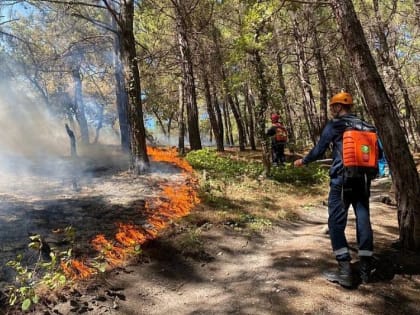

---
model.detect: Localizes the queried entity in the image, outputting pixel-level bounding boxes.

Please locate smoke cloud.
[0,80,68,175]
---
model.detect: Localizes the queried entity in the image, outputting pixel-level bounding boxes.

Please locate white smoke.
[0,80,69,175]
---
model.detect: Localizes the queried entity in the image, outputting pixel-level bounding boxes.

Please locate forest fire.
[147,146,193,173]
[60,260,96,280]
[61,146,200,280]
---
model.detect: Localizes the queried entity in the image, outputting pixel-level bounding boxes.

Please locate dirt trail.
[50,177,420,315]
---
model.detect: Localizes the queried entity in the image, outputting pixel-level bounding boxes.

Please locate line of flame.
[147,146,193,172]
[60,259,96,280]
[60,146,200,280]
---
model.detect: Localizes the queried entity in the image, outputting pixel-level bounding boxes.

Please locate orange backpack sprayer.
[341,117,379,179]
[274,122,288,142]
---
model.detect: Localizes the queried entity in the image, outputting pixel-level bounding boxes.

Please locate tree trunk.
[292,13,320,145]
[174,0,202,150]
[212,88,225,151]
[178,81,185,155]
[235,93,249,145]
[198,51,224,152]
[222,100,233,146]
[415,0,420,27]
[252,48,271,175]
[71,65,89,145]
[93,104,104,144]
[212,26,245,150]
[112,28,131,152]
[65,123,77,157]
[331,0,420,251]
[117,0,149,173]
[228,92,246,151]
[371,0,419,150]
[311,23,328,127]
[276,54,295,151]
[245,85,256,150]
[152,108,167,137]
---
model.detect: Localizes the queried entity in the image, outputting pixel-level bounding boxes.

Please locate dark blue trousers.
[271,142,285,165]
[328,176,373,261]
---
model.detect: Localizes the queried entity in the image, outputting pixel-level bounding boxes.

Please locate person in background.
[294,92,375,287]
[266,113,287,166]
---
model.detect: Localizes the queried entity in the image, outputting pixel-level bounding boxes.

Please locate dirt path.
[50,177,420,315]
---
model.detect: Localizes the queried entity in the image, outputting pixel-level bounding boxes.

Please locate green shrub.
[186,148,327,185]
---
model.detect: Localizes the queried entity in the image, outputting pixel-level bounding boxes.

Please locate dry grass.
[184,174,328,231]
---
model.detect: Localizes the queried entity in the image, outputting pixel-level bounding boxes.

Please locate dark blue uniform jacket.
[302,114,354,179]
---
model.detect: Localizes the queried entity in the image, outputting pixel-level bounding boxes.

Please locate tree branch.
[31,0,106,9]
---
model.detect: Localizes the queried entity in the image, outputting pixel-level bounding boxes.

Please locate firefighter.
[266,113,287,166]
[294,92,374,287]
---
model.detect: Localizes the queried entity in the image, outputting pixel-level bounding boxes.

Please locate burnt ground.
[0,153,184,287]
[1,155,420,315]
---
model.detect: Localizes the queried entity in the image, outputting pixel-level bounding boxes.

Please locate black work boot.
[360,256,373,284]
[323,261,353,288]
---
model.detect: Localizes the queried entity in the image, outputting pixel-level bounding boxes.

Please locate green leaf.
[9,294,17,306]
[59,275,67,284]
[29,235,41,241]
[32,295,40,304]
[22,298,32,311]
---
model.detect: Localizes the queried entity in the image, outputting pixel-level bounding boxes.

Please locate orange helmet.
[271,113,280,123]
[329,92,353,106]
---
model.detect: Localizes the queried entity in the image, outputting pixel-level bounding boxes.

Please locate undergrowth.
[186,148,328,185]
[184,148,328,234]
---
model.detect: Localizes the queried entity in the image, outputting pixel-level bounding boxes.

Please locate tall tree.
[291,8,320,145]
[104,0,149,172]
[331,0,420,250]
[111,14,130,152]
[172,0,202,150]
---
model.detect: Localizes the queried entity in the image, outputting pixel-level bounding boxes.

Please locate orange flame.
[115,223,148,246]
[147,146,193,172]
[60,259,96,280]
[61,146,200,280]
[91,234,128,267]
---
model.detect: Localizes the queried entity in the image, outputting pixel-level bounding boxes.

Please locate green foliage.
[186,148,261,179]
[269,163,328,185]
[5,234,73,312]
[186,148,328,185]
[5,226,101,312]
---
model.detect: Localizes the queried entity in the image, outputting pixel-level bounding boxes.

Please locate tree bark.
[71,65,89,145]
[276,54,295,150]
[331,0,420,251]
[198,51,224,152]
[415,0,420,27]
[370,0,419,150]
[212,87,225,151]
[212,26,245,150]
[173,0,202,150]
[93,104,104,144]
[292,12,320,145]
[311,22,328,127]
[245,85,256,150]
[222,100,233,146]
[112,25,131,152]
[178,81,185,155]
[252,48,271,175]
[115,0,149,172]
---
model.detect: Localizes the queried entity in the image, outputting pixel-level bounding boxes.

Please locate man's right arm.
[303,123,334,164]
[294,122,334,167]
